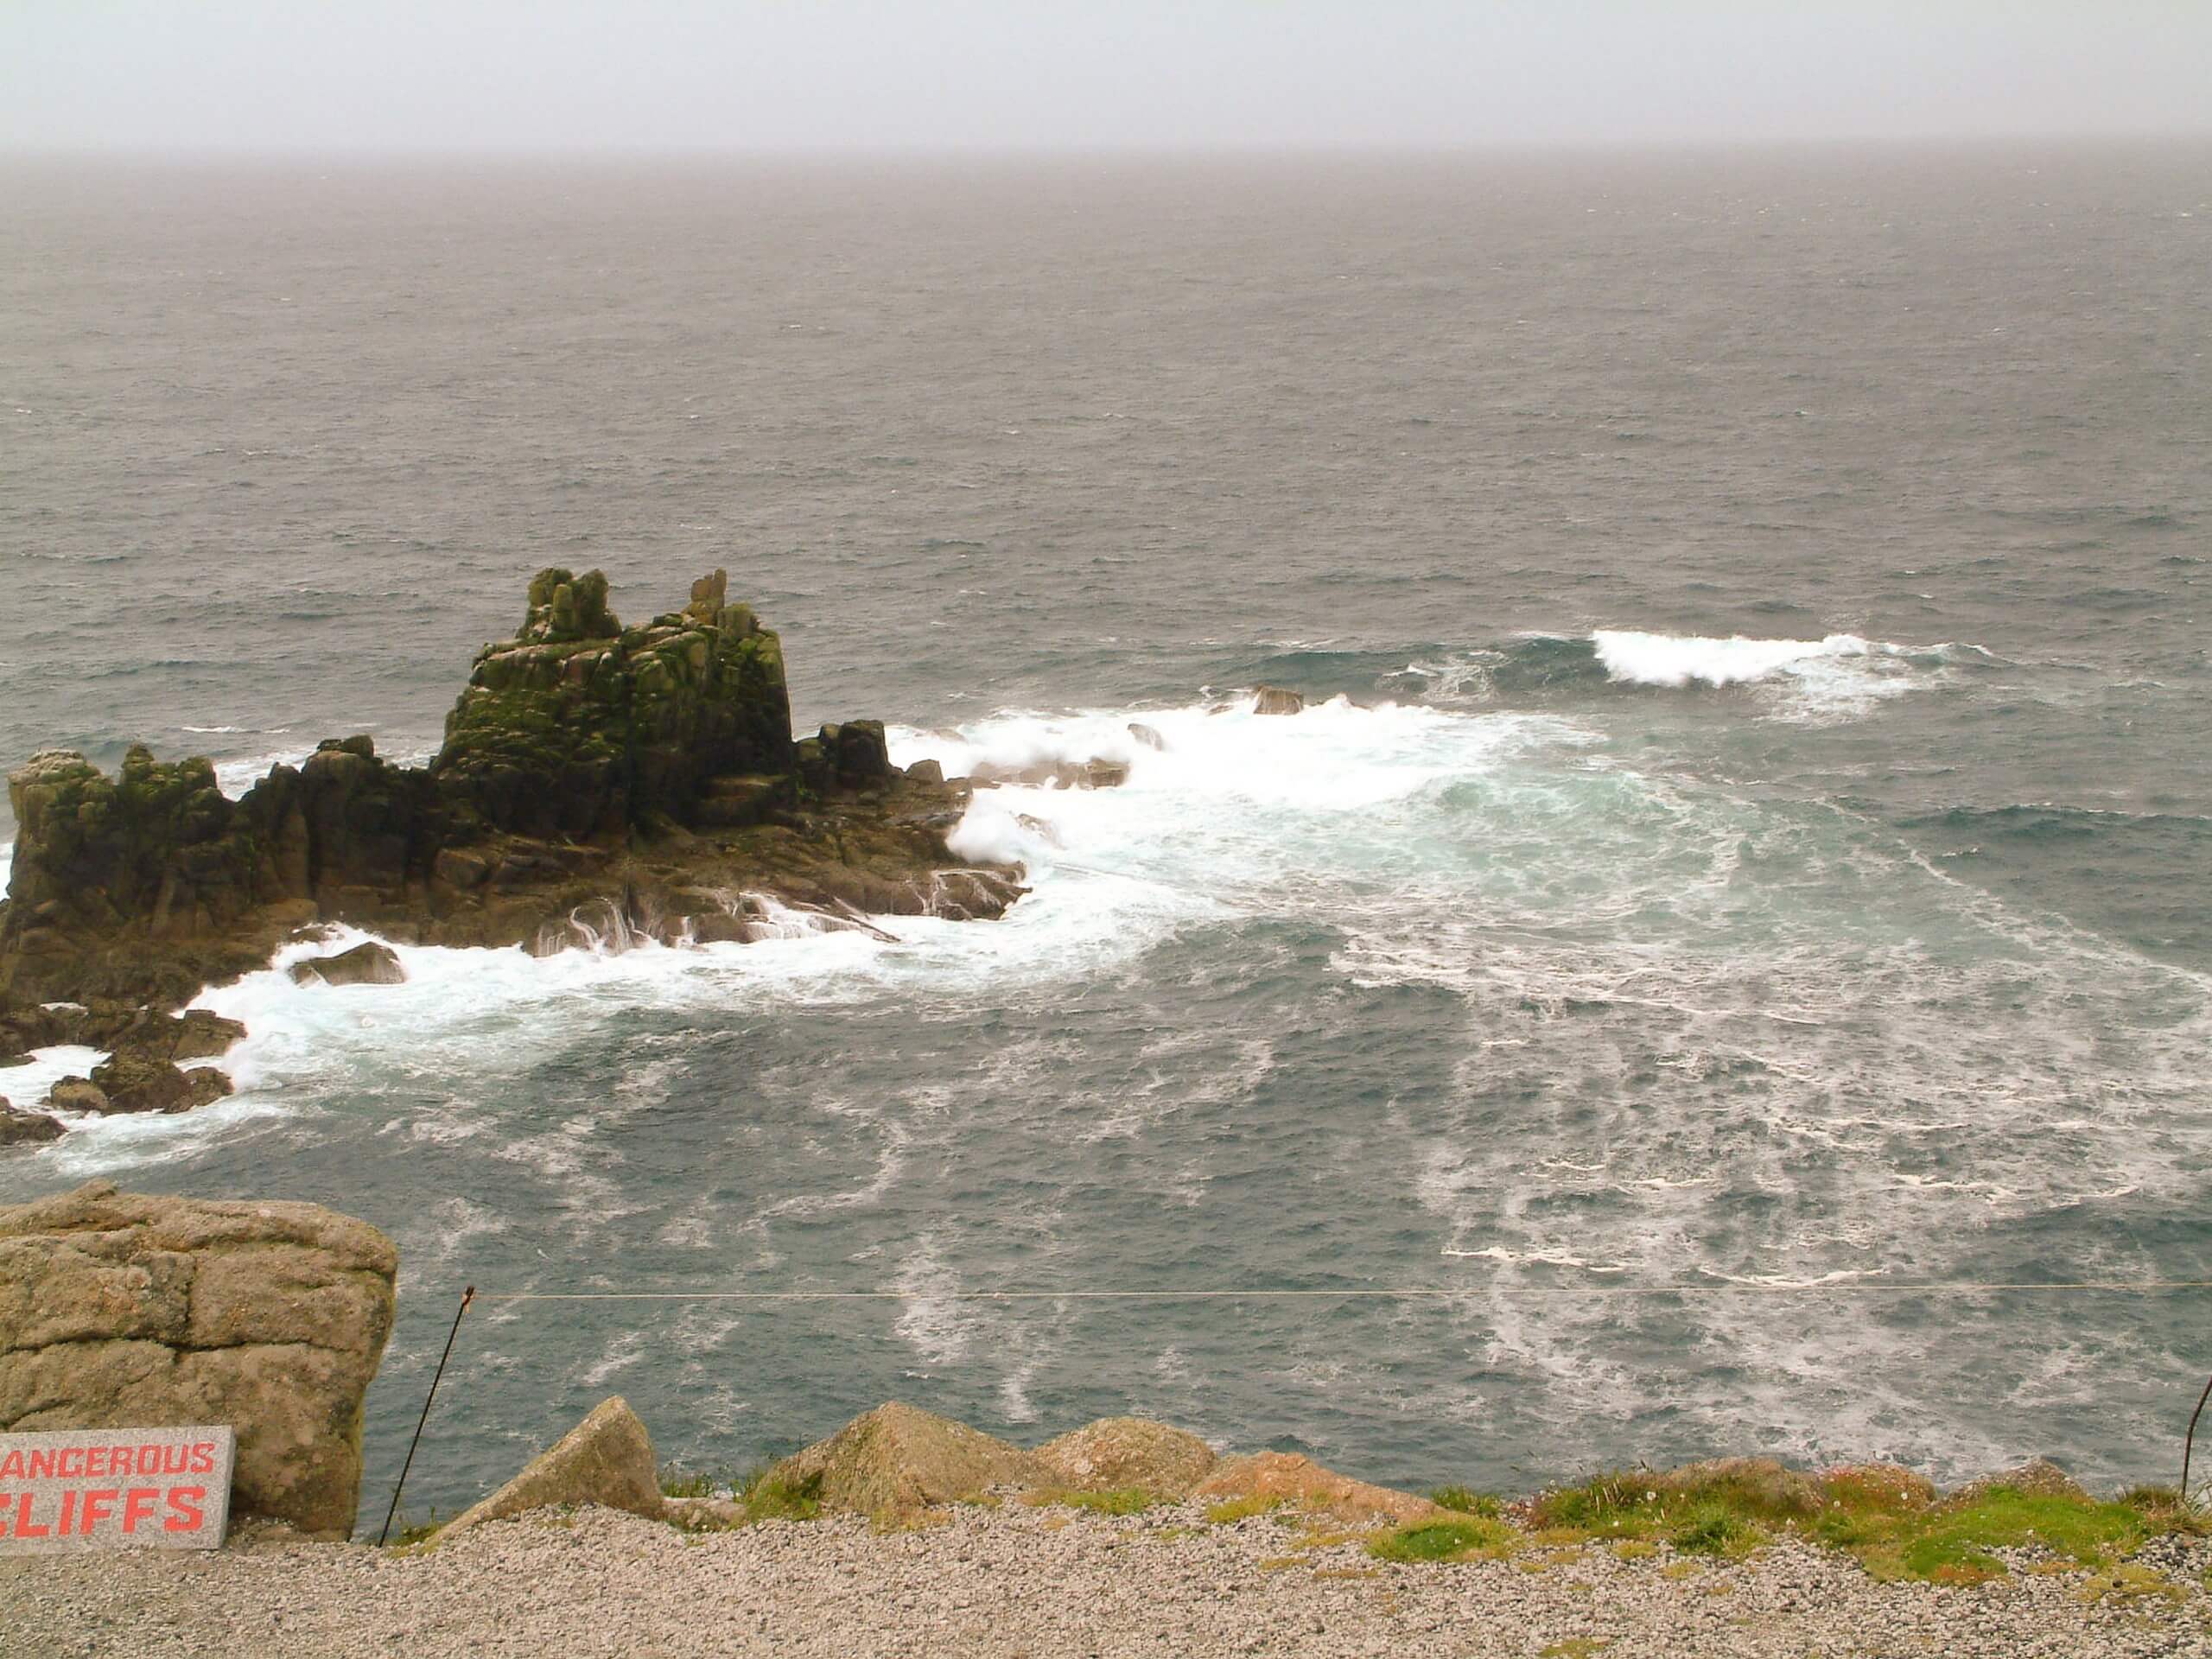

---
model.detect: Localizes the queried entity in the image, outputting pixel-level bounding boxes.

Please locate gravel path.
[6,1501,2209,1658]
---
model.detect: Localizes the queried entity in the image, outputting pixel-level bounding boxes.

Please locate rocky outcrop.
[0,1180,397,1538]
[0,1105,62,1147]
[770,1402,1048,1520]
[80,1052,232,1114]
[1034,1417,1217,1497]
[435,1396,664,1542]
[1251,685,1304,715]
[289,941,405,988]
[1192,1451,1440,1524]
[0,569,1024,1016]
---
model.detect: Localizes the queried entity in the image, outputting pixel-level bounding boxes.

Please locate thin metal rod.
[377,1286,474,1547]
[2183,1367,2212,1506]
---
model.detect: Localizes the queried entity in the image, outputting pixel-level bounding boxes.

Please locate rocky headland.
[0,569,1028,1126]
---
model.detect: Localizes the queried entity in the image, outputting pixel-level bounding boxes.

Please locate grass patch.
[1878,1490,2149,1584]
[1205,1496,1289,1525]
[1022,1487,1166,1516]
[1366,1516,1517,1564]
[659,1463,747,1501]
[1669,1503,1765,1559]
[385,1508,445,1548]
[729,1467,822,1525]
[1429,1485,1503,1517]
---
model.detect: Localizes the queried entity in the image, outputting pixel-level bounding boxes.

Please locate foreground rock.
[0,1180,397,1537]
[1035,1416,1217,1497]
[0,569,1024,1017]
[436,1396,664,1542]
[1191,1450,1440,1524]
[770,1402,1048,1519]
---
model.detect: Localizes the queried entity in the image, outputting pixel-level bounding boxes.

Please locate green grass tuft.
[1028,1487,1167,1516]
[1366,1516,1516,1563]
[1668,1503,1764,1557]
[1429,1485,1503,1517]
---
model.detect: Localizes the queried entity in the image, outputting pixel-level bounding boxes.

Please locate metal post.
[2183,1367,2212,1509]
[378,1286,474,1545]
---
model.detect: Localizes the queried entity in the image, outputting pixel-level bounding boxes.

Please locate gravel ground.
[6,1501,2211,1659]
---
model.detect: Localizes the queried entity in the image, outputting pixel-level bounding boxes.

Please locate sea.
[2,147,2209,1528]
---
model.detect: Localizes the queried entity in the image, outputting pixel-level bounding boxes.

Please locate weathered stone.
[435,1397,664,1541]
[1127,722,1166,750]
[1252,684,1304,715]
[0,1180,397,1537]
[168,1010,248,1062]
[45,1077,109,1114]
[88,1052,196,1114]
[289,941,405,988]
[771,1402,1048,1519]
[904,759,944,785]
[1192,1452,1440,1525]
[1949,1458,2092,1506]
[0,1106,63,1147]
[1033,1417,1217,1497]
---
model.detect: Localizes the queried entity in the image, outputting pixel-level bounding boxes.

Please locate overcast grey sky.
[4,1,2208,154]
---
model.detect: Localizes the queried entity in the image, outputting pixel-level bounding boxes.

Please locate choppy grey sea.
[3,148,2209,1528]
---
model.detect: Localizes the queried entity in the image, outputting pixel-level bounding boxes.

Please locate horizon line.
[6,129,2211,165]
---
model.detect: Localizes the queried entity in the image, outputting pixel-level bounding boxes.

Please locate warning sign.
[0,1426,234,1553]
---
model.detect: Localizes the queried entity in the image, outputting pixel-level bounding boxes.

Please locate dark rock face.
[289,941,406,988]
[0,570,1024,1013]
[86,1053,232,1115]
[0,1105,65,1145]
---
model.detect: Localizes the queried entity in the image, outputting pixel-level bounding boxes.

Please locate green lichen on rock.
[435,566,800,837]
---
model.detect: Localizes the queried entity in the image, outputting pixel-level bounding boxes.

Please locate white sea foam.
[1591,628,1948,718]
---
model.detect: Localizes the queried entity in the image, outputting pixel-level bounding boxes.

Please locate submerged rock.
[1034,1417,1217,1497]
[289,940,406,988]
[1251,684,1304,715]
[0,1105,63,1147]
[435,1396,664,1541]
[1192,1451,1440,1525]
[968,756,1130,791]
[771,1402,1048,1519]
[0,1179,397,1537]
[1127,721,1166,750]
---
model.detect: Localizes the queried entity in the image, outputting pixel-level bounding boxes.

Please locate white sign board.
[0,1426,234,1553]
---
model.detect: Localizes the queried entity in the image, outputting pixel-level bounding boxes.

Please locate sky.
[3,1,2209,154]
